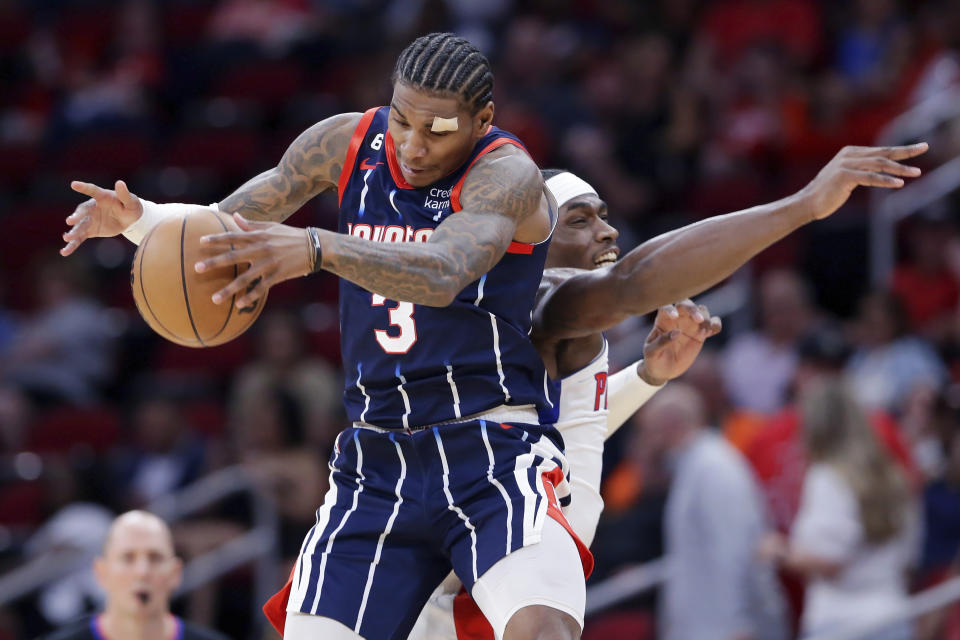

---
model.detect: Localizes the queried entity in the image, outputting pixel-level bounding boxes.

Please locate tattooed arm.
[219,113,358,221]
[314,146,546,306]
[62,113,360,254]
[196,145,548,308]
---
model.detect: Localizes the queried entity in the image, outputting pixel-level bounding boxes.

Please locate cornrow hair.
[393,33,494,113]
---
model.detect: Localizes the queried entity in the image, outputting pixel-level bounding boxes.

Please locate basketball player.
[40,511,228,640]
[410,168,724,640]
[62,31,926,640]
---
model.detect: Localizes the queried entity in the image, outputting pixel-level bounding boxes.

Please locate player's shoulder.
[35,618,95,640]
[180,618,232,640]
[477,141,537,173]
[306,111,365,139]
[463,141,539,188]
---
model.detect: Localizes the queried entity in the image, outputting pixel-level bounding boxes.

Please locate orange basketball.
[130,208,266,347]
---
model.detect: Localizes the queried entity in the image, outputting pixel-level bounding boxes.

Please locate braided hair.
[393,33,494,113]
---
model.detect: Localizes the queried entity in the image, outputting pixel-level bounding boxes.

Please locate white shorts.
[409,516,586,640]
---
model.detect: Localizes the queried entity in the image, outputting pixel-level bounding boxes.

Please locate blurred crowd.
[3,0,960,638]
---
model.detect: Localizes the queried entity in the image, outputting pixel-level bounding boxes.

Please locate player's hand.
[62,180,143,256]
[195,213,313,308]
[639,300,721,385]
[800,143,928,221]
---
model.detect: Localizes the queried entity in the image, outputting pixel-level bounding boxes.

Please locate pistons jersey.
[336,106,556,430]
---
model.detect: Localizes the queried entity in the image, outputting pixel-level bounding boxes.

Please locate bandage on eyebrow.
[545,172,598,208]
[431,116,459,132]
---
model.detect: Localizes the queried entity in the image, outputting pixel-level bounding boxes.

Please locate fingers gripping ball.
[130,209,266,347]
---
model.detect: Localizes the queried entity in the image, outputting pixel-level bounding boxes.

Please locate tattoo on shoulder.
[459,149,543,224]
[220,113,360,222]
[426,152,543,280]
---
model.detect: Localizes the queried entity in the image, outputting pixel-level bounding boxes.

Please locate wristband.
[122,200,219,245]
[606,360,665,439]
[307,227,323,273]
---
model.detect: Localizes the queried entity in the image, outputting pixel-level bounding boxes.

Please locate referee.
[40,511,229,640]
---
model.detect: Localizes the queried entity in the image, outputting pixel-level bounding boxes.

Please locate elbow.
[424,255,475,307]
[419,270,461,307]
[422,287,458,307]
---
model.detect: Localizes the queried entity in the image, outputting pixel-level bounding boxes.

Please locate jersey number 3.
[372,294,417,353]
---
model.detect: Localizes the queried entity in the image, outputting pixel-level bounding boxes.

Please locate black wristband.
[307,227,323,273]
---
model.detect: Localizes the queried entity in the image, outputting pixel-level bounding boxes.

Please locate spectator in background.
[230,385,328,559]
[722,268,816,414]
[0,257,114,406]
[899,382,946,482]
[54,1,162,134]
[111,394,207,509]
[40,511,229,640]
[919,391,960,581]
[747,328,917,534]
[26,461,114,632]
[0,274,17,354]
[760,383,918,640]
[639,383,788,640]
[0,385,32,453]
[208,0,316,55]
[835,0,911,100]
[915,388,960,640]
[695,0,823,71]
[846,290,947,412]
[891,208,960,337]
[229,309,343,450]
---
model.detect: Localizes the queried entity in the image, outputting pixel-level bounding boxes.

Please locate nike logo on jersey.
[360,158,383,171]
[348,223,434,243]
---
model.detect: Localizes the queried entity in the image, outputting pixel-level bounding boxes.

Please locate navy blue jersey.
[336,107,555,430]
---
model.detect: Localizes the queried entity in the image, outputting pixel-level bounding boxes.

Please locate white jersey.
[553,338,609,548]
[408,340,611,640]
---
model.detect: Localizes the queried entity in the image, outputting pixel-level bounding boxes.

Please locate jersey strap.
[450,137,543,256]
[337,107,380,207]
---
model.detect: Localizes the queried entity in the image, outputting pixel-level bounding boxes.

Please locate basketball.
[130,208,266,347]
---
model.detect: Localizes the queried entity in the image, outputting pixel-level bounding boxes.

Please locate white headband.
[545,172,598,209]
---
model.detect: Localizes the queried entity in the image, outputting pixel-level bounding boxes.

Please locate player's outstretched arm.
[535,143,927,340]
[606,300,721,438]
[197,147,545,308]
[61,113,359,256]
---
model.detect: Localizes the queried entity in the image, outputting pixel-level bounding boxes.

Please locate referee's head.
[94,511,182,619]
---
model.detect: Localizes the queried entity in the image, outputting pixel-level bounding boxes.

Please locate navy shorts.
[286,418,570,639]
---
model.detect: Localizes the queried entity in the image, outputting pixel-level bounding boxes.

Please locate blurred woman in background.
[761,382,918,639]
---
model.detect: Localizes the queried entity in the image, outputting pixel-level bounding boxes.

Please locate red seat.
[0,204,70,300]
[0,142,40,187]
[0,482,44,526]
[55,9,112,63]
[27,406,122,455]
[163,3,216,47]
